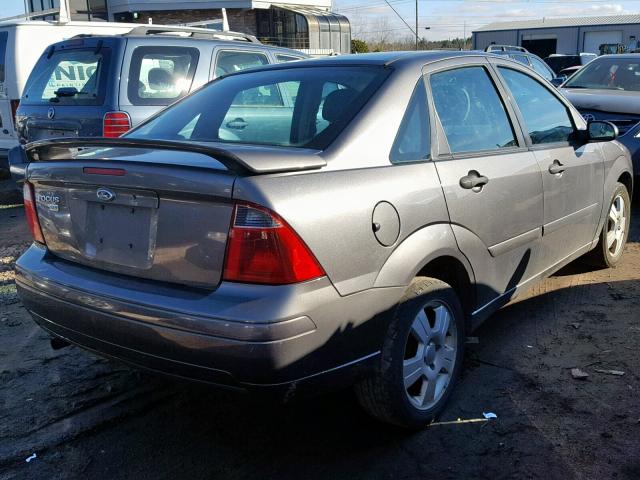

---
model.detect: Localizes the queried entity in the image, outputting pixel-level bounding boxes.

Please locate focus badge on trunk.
[96,188,116,202]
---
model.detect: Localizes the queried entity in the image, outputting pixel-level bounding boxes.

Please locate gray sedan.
[15,51,632,428]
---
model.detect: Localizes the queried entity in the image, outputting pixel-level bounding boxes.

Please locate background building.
[27,0,108,21]
[25,0,351,54]
[473,14,640,58]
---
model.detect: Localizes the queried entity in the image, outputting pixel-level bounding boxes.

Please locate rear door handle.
[459,170,489,190]
[226,118,248,130]
[548,160,565,175]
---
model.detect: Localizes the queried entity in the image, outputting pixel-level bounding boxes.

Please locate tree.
[351,39,370,54]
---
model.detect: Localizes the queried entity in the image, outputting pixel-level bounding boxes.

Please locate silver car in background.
[15,52,632,428]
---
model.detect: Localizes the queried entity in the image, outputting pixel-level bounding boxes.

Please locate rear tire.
[355,277,465,429]
[588,182,630,268]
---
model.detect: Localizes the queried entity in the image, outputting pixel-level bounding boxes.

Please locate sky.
[2,0,640,40]
[333,0,640,41]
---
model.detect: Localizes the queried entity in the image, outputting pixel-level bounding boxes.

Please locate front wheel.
[589,182,631,268]
[355,277,465,429]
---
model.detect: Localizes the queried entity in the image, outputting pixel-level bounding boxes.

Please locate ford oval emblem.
[47,107,55,120]
[96,188,116,202]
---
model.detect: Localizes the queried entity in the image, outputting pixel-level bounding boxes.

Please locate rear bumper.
[16,245,403,391]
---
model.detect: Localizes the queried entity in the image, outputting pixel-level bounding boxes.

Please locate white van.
[0,20,138,173]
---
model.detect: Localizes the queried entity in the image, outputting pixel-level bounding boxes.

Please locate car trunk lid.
[24,138,325,289]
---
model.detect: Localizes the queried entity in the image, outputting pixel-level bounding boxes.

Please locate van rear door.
[16,38,118,142]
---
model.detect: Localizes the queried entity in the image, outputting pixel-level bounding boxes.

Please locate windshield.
[564,57,640,91]
[127,65,390,149]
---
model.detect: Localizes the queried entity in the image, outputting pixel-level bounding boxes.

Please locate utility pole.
[463,21,467,50]
[415,0,419,50]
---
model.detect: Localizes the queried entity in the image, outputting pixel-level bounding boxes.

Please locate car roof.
[258,50,499,69]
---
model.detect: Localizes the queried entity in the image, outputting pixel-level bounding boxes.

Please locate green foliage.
[351,39,370,54]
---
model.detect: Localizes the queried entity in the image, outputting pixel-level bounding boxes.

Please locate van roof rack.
[125,25,260,43]
[485,45,528,53]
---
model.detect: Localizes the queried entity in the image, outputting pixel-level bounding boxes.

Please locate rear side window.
[22,48,110,106]
[215,50,269,77]
[0,31,8,91]
[430,66,517,154]
[128,46,199,106]
[499,67,574,145]
[390,81,430,163]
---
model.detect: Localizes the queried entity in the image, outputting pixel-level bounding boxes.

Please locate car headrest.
[322,88,358,123]
[148,68,174,91]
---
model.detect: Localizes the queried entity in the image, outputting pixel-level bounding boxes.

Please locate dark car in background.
[545,53,597,75]
[485,45,556,82]
[561,54,640,178]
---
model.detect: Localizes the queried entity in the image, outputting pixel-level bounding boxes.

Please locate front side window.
[529,57,554,81]
[128,66,390,150]
[22,48,110,106]
[499,67,574,145]
[215,50,269,77]
[430,66,517,154]
[128,46,199,106]
[390,81,430,163]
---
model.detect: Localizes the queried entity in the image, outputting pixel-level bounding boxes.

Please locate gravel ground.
[1,201,639,480]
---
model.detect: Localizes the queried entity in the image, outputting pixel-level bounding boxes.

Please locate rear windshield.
[128,66,390,150]
[0,31,8,94]
[564,58,640,91]
[22,48,111,106]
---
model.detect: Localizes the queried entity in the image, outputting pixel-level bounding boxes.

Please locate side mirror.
[588,120,618,142]
[550,76,567,87]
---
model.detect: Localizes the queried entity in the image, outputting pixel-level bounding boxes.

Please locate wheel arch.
[373,223,476,324]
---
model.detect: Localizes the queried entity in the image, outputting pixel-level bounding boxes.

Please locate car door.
[494,63,604,270]
[426,58,544,309]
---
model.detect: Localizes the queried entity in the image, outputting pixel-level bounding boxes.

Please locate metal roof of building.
[474,14,640,32]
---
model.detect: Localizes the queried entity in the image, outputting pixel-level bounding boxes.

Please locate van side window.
[128,46,199,106]
[430,66,517,154]
[499,67,574,145]
[216,50,269,77]
[0,31,8,86]
[215,50,269,77]
[390,81,431,163]
[276,54,303,63]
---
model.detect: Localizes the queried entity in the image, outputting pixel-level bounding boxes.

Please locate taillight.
[10,99,19,127]
[223,203,325,285]
[103,111,131,138]
[23,182,46,244]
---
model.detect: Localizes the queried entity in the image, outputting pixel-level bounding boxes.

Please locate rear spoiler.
[22,137,327,175]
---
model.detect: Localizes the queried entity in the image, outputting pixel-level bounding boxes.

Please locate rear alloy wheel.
[589,182,631,268]
[355,278,465,428]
